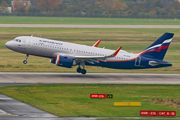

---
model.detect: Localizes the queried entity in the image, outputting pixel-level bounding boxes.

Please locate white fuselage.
[6,36,139,61]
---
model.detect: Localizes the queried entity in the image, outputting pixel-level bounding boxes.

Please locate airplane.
[5,32,174,75]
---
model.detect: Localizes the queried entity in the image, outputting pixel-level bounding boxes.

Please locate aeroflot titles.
[39,40,63,45]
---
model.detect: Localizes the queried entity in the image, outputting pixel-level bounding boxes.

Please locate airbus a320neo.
[5,32,174,74]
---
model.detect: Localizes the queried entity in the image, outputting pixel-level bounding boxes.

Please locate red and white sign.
[158,111,176,116]
[158,111,166,116]
[90,94,106,99]
[140,111,176,116]
[140,111,157,116]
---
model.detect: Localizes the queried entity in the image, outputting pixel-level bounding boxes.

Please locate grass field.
[98,119,176,120]
[0,84,179,117]
[0,27,180,73]
[0,16,180,25]
[98,119,177,120]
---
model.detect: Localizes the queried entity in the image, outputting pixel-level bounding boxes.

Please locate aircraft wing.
[57,46,122,64]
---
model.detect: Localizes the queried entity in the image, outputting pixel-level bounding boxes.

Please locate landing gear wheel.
[23,60,27,64]
[81,69,86,75]
[23,54,29,64]
[77,67,81,73]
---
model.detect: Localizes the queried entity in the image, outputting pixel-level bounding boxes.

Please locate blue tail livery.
[141,32,174,60]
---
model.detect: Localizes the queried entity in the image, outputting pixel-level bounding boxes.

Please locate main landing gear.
[77,67,86,75]
[23,54,29,64]
[76,63,87,75]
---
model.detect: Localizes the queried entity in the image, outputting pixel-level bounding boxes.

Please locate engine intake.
[55,55,76,68]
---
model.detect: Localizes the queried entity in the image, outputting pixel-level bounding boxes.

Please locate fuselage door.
[26,38,32,48]
[135,56,141,67]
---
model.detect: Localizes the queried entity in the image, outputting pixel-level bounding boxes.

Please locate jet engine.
[50,58,56,64]
[55,55,76,68]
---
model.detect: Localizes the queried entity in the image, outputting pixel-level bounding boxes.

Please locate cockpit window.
[13,39,21,42]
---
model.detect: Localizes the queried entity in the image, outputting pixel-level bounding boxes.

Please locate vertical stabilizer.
[140,32,174,60]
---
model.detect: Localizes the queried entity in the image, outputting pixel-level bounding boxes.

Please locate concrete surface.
[0,72,179,84]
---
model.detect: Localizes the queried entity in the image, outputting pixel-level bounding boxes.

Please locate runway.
[1,24,180,28]
[0,72,180,84]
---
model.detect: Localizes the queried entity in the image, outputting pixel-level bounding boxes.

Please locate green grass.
[0,84,180,117]
[98,119,178,120]
[0,16,180,25]
[0,27,180,73]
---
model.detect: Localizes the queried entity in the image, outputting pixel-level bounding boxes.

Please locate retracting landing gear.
[23,54,29,64]
[76,62,87,75]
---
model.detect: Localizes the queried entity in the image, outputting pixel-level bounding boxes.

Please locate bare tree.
[13,0,24,12]
[0,1,9,13]
[96,0,127,14]
[36,0,60,13]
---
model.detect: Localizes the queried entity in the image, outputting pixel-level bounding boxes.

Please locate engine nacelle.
[50,58,56,64]
[55,55,76,68]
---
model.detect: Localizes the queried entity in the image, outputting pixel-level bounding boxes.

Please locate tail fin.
[141,32,174,60]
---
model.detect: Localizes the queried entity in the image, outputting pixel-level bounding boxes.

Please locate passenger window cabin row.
[33,42,129,60]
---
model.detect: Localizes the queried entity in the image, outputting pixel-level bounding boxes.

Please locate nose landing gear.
[23,54,29,64]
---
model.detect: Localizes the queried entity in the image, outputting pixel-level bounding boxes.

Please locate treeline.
[1,0,180,18]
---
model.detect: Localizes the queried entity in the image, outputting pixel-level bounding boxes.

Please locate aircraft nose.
[5,41,12,49]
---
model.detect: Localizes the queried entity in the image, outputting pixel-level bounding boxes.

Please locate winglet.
[93,39,101,47]
[113,46,122,56]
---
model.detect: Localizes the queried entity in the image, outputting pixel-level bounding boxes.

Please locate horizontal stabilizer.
[149,61,172,66]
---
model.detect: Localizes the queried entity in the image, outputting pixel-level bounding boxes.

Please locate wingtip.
[113,46,122,56]
[93,39,102,47]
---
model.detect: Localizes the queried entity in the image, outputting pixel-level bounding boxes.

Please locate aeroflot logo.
[39,40,63,45]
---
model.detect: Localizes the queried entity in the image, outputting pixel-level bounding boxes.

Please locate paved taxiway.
[0,72,180,84]
[1,24,180,28]
[0,94,60,120]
